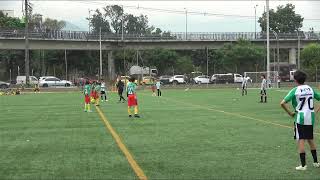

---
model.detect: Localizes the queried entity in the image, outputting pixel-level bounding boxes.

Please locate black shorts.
[294,123,313,140]
[101,91,106,94]
[260,89,267,95]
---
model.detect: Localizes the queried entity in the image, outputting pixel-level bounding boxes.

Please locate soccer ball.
[90,97,96,104]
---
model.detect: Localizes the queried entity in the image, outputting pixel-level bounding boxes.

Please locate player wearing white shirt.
[100,80,108,102]
[260,75,267,103]
[241,76,248,96]
[156,80,162,97]
[281,70,320,171]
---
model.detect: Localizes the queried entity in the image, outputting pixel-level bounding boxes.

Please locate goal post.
[244,71,279,89]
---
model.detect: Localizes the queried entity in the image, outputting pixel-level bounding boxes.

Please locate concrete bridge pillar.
[289,48,297,65]
[108,50,116,81]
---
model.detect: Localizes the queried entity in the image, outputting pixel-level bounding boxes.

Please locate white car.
[169,75,186,84]
[16,76,39,85]
[39,76,56,81]
[39,77,72,87]
[194,75,210,84]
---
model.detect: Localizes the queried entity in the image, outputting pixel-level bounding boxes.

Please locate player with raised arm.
[280,70,320,170]
[127,77,140,118]
[260,75,267,103]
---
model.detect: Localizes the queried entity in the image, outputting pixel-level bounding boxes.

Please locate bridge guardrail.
[0,29,319,41]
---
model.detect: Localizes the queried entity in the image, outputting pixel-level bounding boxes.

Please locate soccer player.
[84,81,92,112]
[151,84,156,96]
[33,83,40,93]
[260,75,267,103]
[95,81,101,106]
[100,79,108,102]
[127,77,140,118]
[116,79,126,103]
[241,76,248,96]
[156,80,162,97]
[280,70,320,170]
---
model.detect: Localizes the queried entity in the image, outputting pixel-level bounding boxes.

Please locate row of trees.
[88,5,170,36]
[0,3,318,82]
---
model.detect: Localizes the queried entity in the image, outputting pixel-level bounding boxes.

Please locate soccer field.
[2,88,320,179]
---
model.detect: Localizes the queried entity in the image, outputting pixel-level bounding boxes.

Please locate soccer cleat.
[87,110,92,113]
[134,114,140,118]
[313,163,320,168]
[129,115,132,118]
[105,100,108,102]
[295,165,307,171]
[84,110,87,112]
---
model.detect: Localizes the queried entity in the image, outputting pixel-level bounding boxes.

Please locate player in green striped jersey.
[281,70,320,170]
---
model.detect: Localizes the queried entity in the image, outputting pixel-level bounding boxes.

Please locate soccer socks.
[300,153,306,167]
[311,150,318,163]
[84,104,91,112]
[134,106,139,115]
[87,104,91,112]
[260,96,263,102]
[264,96,267,103]
[128,107,132,115]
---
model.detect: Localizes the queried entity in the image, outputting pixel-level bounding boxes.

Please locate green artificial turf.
[1,88,320,179]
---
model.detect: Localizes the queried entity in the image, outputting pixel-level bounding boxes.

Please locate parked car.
[140,76,155,85]
[193,75,210,84]
[39,77,72,87]
[0,81,10,89]
[39,76,56,81]
[159,75,172,84]
[210,73,243,84]
[169,75,186,85]
[16,76,39,85]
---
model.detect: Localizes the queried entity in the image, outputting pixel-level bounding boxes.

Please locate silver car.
[0,81,10,89]
[39,77,72,87]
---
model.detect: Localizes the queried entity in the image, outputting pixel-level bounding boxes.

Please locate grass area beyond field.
[1,88,320,179]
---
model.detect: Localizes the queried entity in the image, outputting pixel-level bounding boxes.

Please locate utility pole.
[254,5,258,39]
[206,47,209,87]
[65,49,68,80]
[298,34,301,69]
[184,8,188,40]
[99,27,102,80]
[25,0,30,85]
[121,5,124,41]
[266,0,270,80]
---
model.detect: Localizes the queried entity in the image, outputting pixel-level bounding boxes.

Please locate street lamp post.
[99,27,102,80]
[297,32,301,69]
[121,5,124,41]
[254,5,258,39]
[184,8,188,40]
[266,0,270,80]
[25,0,30,85]
[271,30,279,74]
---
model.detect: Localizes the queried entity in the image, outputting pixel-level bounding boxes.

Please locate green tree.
[88,9,111,33]
[0,11,25,29]
[175,56,194,74]
[301,43,320,80]
[42,18,66,31]
[141,49,177,75]
[104,5,123,34]
[258,3,303,33]
[218,40,265,74]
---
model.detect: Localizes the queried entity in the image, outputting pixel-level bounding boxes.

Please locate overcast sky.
[1,1,320,32]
